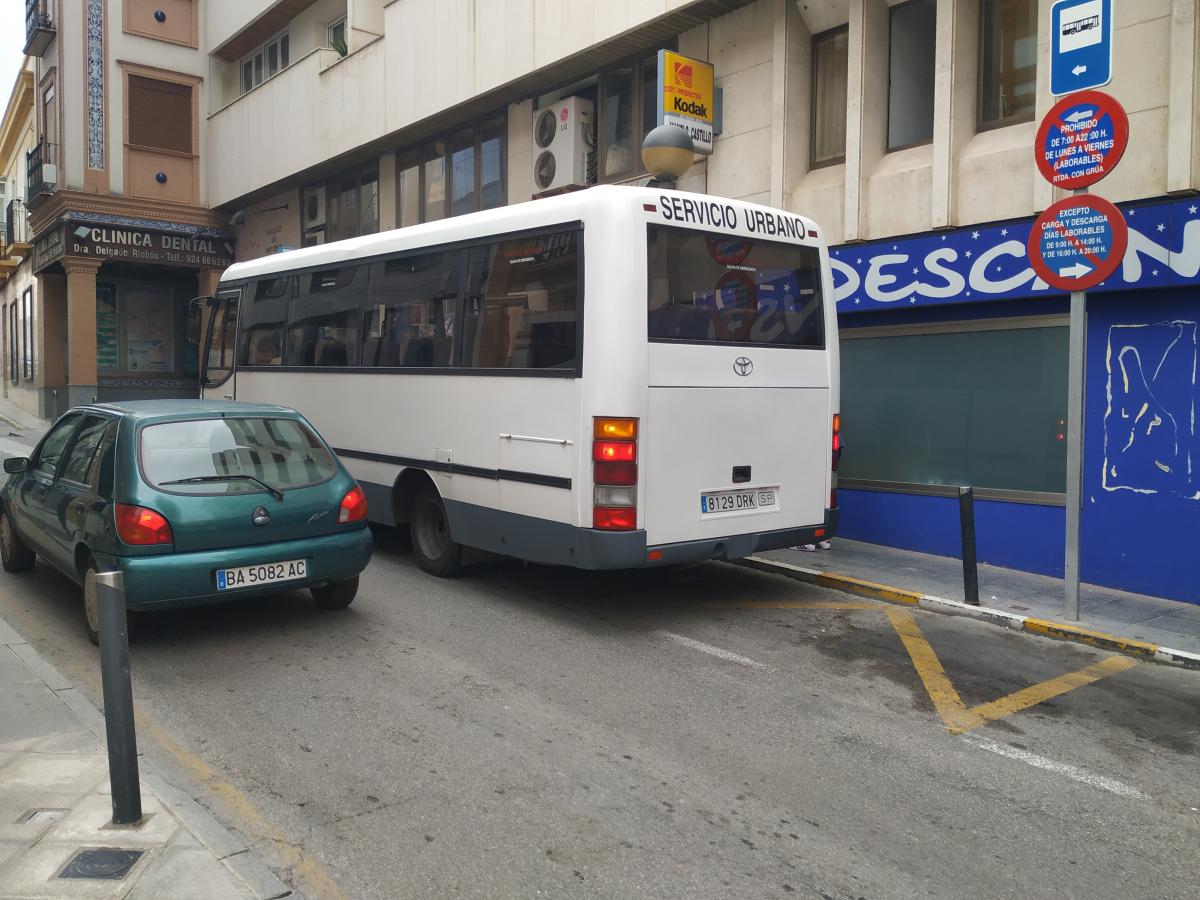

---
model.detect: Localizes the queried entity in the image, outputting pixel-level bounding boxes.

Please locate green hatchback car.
[0,400,373,643]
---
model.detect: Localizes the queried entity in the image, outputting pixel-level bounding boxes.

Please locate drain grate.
[59,848,144,880]
[18,808,68,826]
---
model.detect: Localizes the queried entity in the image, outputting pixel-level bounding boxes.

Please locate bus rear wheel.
[410,483,462,577]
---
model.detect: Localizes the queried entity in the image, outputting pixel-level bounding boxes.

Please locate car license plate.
[700,488,779,516]
[216,559,307,591]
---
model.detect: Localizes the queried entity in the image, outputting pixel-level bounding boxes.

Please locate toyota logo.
[733,356,754,376]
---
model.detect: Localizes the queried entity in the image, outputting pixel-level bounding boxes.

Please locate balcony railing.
[26,140,57,202]
[24,0,55,57]
[5,200,30,251]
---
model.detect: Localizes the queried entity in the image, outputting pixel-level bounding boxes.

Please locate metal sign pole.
[1064,284,1085,620]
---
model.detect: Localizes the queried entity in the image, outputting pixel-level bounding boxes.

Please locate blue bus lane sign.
[1027,195,1129,292]
[1050,0,1113,95]
[1035,90,1127,189]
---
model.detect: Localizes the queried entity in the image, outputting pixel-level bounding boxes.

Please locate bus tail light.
[115,503,173,546]
[830,414,841,509]
[593,417,638,531]
[338,485,368,524]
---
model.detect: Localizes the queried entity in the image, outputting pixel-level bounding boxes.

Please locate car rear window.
[647,226,824,348]
[140,417,336,496]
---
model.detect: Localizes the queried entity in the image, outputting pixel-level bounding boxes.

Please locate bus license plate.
[216,559,307,591]
[701,489,778,516]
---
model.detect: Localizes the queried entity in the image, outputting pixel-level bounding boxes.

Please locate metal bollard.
[958,487,980,607]
[95,570,142,825]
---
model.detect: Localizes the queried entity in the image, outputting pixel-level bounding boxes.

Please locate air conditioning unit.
[302,185,326,230]
[41,164,58,189]
[532,96,594,192]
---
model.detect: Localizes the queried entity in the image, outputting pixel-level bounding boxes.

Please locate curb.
[734,555,1200,671]
[0,616,300,900]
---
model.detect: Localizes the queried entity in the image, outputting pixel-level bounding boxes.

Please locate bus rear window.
[647,226,824,348]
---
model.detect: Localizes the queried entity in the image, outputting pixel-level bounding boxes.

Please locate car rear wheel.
[312,576,359,609]
[409,483,462,577]
[82,562,137,647]
[0,508,35,573]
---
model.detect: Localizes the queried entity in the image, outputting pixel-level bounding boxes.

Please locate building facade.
[0,58,38,416]
[18,0,234,420]
[7,0,1200,602]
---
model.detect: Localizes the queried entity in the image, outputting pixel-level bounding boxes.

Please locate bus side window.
[363,251,459,368]
[239,278,290,367]
[460,230,579,371]
[286,267,363,367]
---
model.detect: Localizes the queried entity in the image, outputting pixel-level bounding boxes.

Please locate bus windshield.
[647,226,824,348]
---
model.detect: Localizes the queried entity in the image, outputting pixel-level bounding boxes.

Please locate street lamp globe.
[641,124,696,188]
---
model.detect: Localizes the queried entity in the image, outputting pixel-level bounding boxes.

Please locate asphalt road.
[1,524,1198,900]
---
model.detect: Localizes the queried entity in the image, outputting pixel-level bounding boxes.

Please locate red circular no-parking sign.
[1028,195,1129,292]
[1035,90,1129,189]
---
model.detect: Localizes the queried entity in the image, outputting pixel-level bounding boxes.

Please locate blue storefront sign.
[1050,0,1113,95]
[831,196,1200,313]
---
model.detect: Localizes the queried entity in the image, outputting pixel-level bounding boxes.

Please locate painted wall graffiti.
[831,198,1200,312]
[1103,322,1198,499]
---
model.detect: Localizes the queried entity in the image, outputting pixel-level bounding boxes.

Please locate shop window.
[285,267,363,366]
[404,114,507,224]
[239,277,291,366]
[460,230,580,370]
[979,0,1037,128]
[888,0,937,150]
[241,31,289,95]
[128,76,191,153]
[124,287,175,372]
[96,284,118,371]
[362,251,461,367]
[8,302,16,384]
[21,288,32,380]
[811,27,848,167]
[839,323,1068,494]
[323,165,379,243]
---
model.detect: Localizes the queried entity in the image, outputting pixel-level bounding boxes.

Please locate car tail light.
[830,413,841,509]
[115,503,173,546]
[338,485,368,524]
[594,417,638,530]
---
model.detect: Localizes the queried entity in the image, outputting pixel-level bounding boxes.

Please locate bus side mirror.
[4,457,28,474]
[189,295,216,309]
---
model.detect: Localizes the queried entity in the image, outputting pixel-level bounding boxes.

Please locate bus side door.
[200,290,240,400]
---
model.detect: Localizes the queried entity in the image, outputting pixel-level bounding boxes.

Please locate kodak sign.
[657,49,715,154]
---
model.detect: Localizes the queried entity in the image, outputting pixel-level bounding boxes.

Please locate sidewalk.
[0,396,49,460]
[0,616,296,899]
[753,539,1200,661]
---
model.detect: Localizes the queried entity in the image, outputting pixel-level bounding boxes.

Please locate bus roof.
[220,185,822,285]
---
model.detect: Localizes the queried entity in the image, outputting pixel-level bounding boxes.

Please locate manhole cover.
[59,848,144,880]
[18,808,67,826]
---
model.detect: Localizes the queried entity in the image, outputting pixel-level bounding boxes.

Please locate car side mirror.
[3,457,28,474]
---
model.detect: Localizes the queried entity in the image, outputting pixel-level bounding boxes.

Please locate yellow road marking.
[885,608,1138,734]
[1023,617,1159,657]
[966,655,1138,726]
[136,708,348,900]
[813,573,922,605]
[885,608,978,732]
[703,599,880,610]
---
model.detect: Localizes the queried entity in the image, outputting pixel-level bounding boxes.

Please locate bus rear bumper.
[638,507,840,569]
[444,498,838,571]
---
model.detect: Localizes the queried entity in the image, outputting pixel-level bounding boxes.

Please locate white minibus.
[201,185,840,575]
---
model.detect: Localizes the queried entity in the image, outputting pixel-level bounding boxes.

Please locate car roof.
[73,399,299,423]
